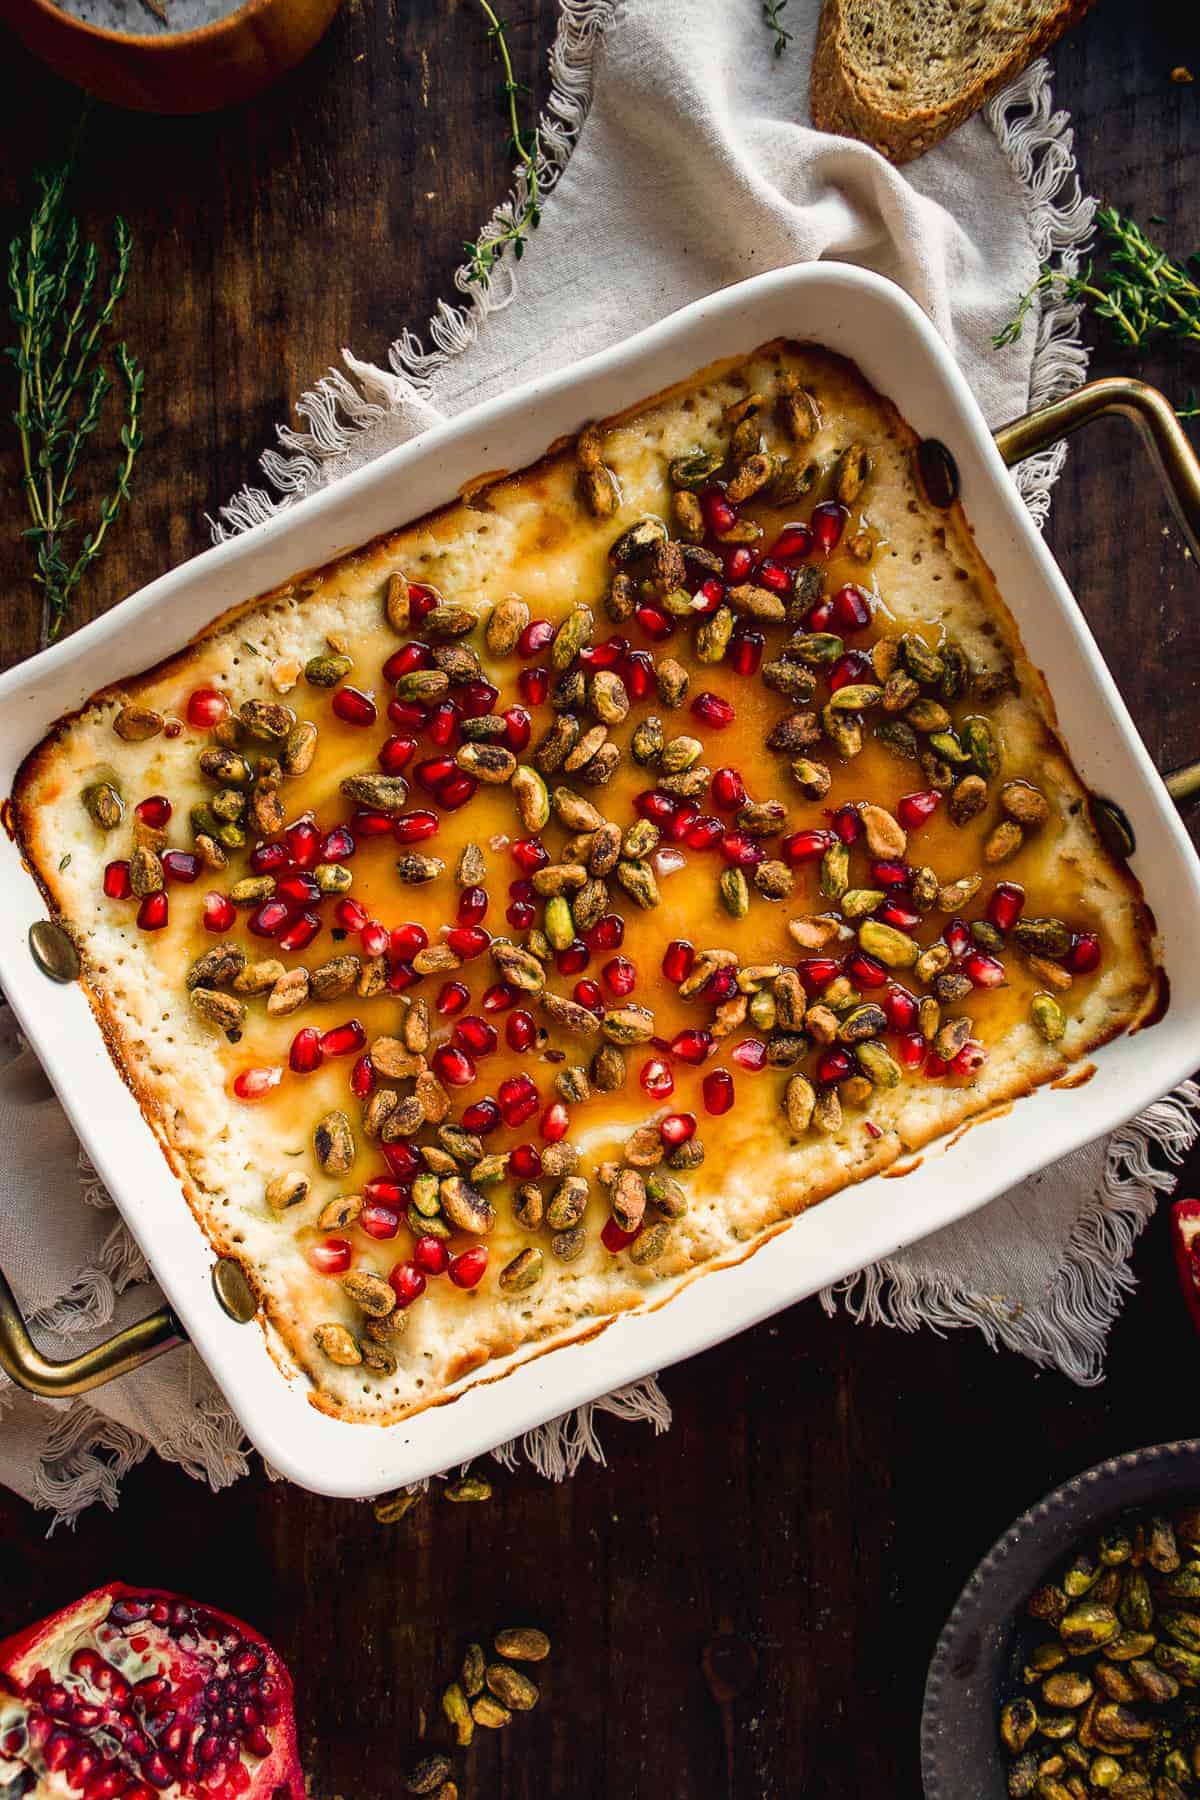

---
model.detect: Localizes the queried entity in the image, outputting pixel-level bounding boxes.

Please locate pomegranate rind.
[0,1581,303,1800]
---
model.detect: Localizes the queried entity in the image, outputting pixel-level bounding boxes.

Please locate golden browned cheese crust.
[11,341,1159,1424]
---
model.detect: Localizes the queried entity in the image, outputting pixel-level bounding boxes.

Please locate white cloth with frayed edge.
[3,0,1196,1527]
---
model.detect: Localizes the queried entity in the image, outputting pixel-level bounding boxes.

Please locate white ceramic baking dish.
[2,264,1199,1498]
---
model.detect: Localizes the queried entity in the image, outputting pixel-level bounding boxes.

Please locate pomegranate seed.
[711,768,746,811]
[816,1048,854,1084]
[830,584,873,632]
[898,789,941,830]
[518,666,550,706]
[659,1112,696,1147]
[885,986,919,1031]
[250,841,290,874]
[378,734,418,775]
[381,1141,421,1179]
[705,967,739,1001]
[364,1176,409,1205]
[602,1217,642,1253]
[897,1030,927,1071]
[828,650,874,692]
[723,544,756,582]
[696,577,726,613]
[352,806,393,838]
[671,1028,713,1065]
[186,686,230,728]
[388,1263,426,1306]
[541,1101,570,1142]
[432,1045,476,1086]
[811,501,848,553]
[952,1040,988,1077]
[454,1015,497,1055]
[510,1143,542,1179]
[806,600,834,631]
[756,559,792,597]
[449,1246,489,1289]
[135,794,171,828]
[482,982,518,1013]
[360,920,390,958]
[394,809,441,843]
[831,805,863,845]
[439,765,476,808]
[721,830,765,868]
[772,523,814,560]
[232,1065,282,1100]
[512,836,550,873]
[278,911,321,952]
[320,1019,366,1056]
[635,788,680,827]
[623,650,657,701]
[387,960,420,992]
[518,618,555,657]
[691,690,735,729]
[350,1054,375,1097]
[507,900,536,929]
[782,829,834,864]
[640,1058,675,1099]
[798,957,841,991]
[202,890,236,932]
[309,1238,352,1275]
[445,924,490,959]
[586,913,625,951]
[408,583,439,618]
[385,923,426,959]
[986,881,1025,933]
[287,818,321,867]
[436,980,470,1016]
[877,899,921,931]
[335,897,369,931]
[461,1097,501,1134]
[636,604,674,642]
[137,891,168,931]
[412,1237,450,1276]
[388,698,429,730]
[427,700,461,748]
[289,1028,324,1073]
[602,956,637,996]
[963,952,1006,988]
[845,949,888,989]
[573,979,605,1013]
[502,706,532,752]
[729,630,764,676]
[944,919,972,959]
[103,859,132,899]
[276,871,320,907]
[1067,931,1102,973]
[332,686,377,725]
[700,485,737,534]
[414,757,456,793]
[457,885,489,926]
[702,1069,735,1115]
[454,686,497,727]
[383,641,432,680]
[732,1037,767,1070]
[666,800,700,844]
[662,940,695,983]
[497,1072,539,1127]
[580,636,628,670]
[871,859,911,888]
[555,940,589,976]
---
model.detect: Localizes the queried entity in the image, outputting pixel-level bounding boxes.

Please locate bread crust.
[809,0,1096,164]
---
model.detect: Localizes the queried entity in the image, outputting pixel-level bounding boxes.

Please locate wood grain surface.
[0,4,1198,1795]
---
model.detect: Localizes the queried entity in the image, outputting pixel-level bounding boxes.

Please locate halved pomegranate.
[0,1582,302,1800]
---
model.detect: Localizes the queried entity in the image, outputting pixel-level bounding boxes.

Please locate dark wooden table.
[1,5,1198,1795]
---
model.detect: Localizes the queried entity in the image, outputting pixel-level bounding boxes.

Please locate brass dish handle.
[994,376,1200,803]
[0,1264,183,1398]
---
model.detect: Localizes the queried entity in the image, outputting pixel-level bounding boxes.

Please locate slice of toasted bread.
[809,0,1095,165]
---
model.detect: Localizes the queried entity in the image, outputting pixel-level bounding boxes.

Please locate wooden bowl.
[0,0,342,112]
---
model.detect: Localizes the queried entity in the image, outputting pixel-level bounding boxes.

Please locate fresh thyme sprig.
[995,207,1200,355]
[6,161,143,640]
[463,0,543,286]
[762,0,792,57]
